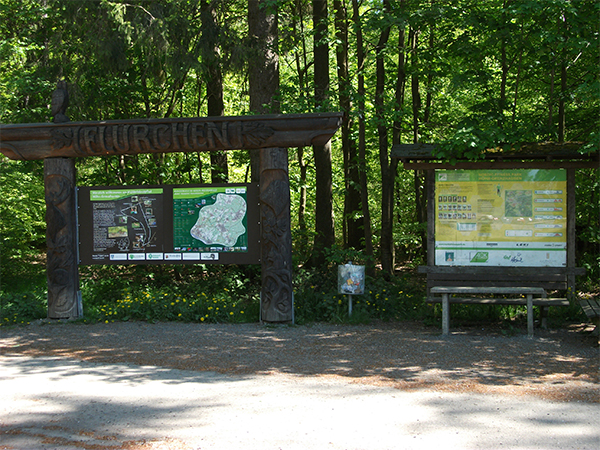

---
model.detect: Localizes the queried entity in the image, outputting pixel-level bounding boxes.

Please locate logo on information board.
[470,252,489,263]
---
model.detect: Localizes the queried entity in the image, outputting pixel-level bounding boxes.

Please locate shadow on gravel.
[2,353,598,450]
[1,320,598,402]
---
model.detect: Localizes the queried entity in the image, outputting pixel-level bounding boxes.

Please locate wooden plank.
[430,286,546,295]
[426,298,569,306]
[418,266,586,276]
[426,272,567,282]
[579,298,600,318]
[390,143,437,159]
[0,113,343,161]
[390,142,596,161]
[428,280,568,291]
[401,161,599,170]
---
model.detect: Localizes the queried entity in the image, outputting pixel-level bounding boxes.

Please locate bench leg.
[442,293,450,335]
[540,306,548,329]
[527,294,534,338]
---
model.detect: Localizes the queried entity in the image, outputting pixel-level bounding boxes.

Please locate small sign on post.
[338,262,365,316]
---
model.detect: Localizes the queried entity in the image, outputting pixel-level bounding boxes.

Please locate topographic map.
[190,194,247,247]
[505,189,533,217]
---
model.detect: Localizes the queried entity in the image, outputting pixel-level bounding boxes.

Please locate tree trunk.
[410,28,421,143]
[376,0,393,278]
[558,11,568,143]
[393,19,407,145]
[423,29,434,125]
[249,0,281,182]
[290,0,311,258]
[248,0,292,322]
[201,0,228,183]
[351,0,374,274]
[310,0,335,267]
[334,0,362,250]
[410,27,427,258]
[548,66,555,136]
[391,5,406,263]
[297,146,308,253]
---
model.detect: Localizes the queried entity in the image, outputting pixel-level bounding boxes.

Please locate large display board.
[434,169,566,267]
[78,183,260,265]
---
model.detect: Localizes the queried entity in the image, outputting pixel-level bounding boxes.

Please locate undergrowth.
[0,261,594,330]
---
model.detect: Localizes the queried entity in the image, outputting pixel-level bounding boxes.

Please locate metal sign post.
[338,262,365,316]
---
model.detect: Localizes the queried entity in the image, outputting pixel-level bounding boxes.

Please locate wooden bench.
[578,297,600,343]
[428,286,569,337]
[420,266,584,337]
[579,297,600,324]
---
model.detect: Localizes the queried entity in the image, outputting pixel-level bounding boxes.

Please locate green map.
[173,187,248,252]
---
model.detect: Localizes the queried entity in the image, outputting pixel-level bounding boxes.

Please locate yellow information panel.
[435,169,566,267]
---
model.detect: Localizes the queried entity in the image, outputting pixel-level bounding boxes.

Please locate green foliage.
[323,244,374,268]
[0,290,47,326]
[293,267,428,324]
[0,159,46,280]
[0,264,591,330]
[78,264,261,324]
[0,0,598,332]
[575,168,600,287]
[0,273,47,326]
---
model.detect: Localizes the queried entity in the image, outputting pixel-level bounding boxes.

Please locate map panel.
[434,169,567,267]
[86,188,164,263]
[173,187,248,253]
[78,183,260,265]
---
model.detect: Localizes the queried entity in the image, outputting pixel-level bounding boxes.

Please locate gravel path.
[0,320,598,402]
[0,320,598,449]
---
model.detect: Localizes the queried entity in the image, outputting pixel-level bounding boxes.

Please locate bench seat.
[427,286,563,337]
[426,297,569,306]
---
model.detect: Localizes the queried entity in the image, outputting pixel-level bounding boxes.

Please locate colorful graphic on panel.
[88,188,164,262]
[173,186,248,253]
[434,169,566,267]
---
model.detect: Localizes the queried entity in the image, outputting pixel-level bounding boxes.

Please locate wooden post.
[44,158,82,319]
[259,147,294,322]
[527,294,534,338]
[441,293,450,335]
[426,169,436,267]
[566,168,576,297]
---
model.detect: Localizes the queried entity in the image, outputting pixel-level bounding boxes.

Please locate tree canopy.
[1,0,598,280]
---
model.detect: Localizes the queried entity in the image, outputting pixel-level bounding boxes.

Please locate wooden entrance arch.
[0,107,342,323]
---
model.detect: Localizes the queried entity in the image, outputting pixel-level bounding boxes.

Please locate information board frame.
[78,183,260,265]
[433,169,567,267]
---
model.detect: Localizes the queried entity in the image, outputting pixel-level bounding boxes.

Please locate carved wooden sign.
[0,113,342,160]
[2,111,342,323]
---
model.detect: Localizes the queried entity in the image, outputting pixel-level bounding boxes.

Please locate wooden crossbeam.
[0,113,343,161]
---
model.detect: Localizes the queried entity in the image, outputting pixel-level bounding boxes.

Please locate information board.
[84,188,165,263]
[78,183,260,265]
[434,169,566,267]
[173,186,248,254]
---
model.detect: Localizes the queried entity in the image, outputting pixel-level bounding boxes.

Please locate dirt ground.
[1,319,598,403]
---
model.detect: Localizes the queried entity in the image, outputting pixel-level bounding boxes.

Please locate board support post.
[259,147,294,322]
[44,157,82,319]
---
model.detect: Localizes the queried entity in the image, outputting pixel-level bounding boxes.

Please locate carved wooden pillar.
[259,147,293,322]
[44,157,82,319]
